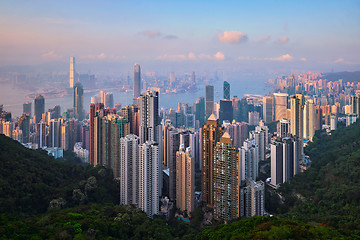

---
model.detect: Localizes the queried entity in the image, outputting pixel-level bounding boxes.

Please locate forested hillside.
[274,120,360,233]
[0,134,119,215]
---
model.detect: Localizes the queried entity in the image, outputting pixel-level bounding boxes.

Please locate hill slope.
[0,134,119,215]
[275,121,360,231]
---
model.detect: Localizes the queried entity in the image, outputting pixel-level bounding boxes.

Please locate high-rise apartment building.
[121,105,139,136]
[213,132,239,220]
[205,85,214,118]
[278,119,290,138]
[263,96,274,123]
[314,106,322,130]
[240,180,265,217]
[224,121,248,148]
[120,134,140,205]
[133,64,141,104]
[201,114,224,206]
[239,139,259,182]
[34,95,45,124]
[273,93,288,121]
[139,90,160,144]
[290,94,304,139]
[49,119,60,147]
[104,92,114,109]
[18,113,30,143]
[270,136,302,188]
[138,141,161,217]
[303,99,315,140]
[223,81,230,100]
[73,82,84,121]
[69,57,76,88]
[90,103,104,165]
[176,145,195,213]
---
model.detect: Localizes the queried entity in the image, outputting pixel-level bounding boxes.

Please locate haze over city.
[1,0,359,75]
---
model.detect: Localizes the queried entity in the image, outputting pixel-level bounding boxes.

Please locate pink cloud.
[279,36,289,43]
[156,54,187,61]
[217,31,248,44]
[335,58,344,63]
[141,30,161,38]
[188,52,196,60]
[300,57,307,62]
[257,35,270,43]
[265,54,293,62]
[214,51,225,60]
[41,50,62,59]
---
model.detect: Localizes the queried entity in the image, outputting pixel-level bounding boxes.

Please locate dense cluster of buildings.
[1,60,359,221]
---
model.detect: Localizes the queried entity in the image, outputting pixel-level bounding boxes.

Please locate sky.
[0,0,359,75]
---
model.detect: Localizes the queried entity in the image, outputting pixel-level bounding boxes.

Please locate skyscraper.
[213,132,239,220]
[133,63,141,104]
[239,139,259,182]
[23,102,32,115]
[176,145,195,213]
[270,136,302,188]
[240,180,265,217]
[263,96,274,123]
[18,113,30,143]
[73,82,84,121]
[278,119,290,138]
[139,90,160,144]
[104,92,114,109]
[219,99,233,123]
[224,121,248,148]
[138,141,161,217]
[273,93,288,121]
[201,114,224,206]
[34,95,45,124]
[90,103,104,165]
[232,96,240,122]
[303,99,315,140]
[120,105,139,135]
[69,57,76,88]
[170,72,175,87]
[205,85,214,118]
[290,94,304,139]
[223,81,230,100]
[120,134,140,205]
[195,97,205,128]
[314,106,322,131]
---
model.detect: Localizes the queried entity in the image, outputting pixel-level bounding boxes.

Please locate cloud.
[257,35,270,43]
[265,54,293,62]
[141,30,161,38]
[156,52,225,61]
[198,54,212,60]
[86,53,107,60]
[279,36,289,43]
[214,51,225,60]
[237,56,251,61]
[300,57,307,62]
[163,35,178,40]
[217,31,248,44]
[188,52,196,60]
[335,58,344,63]
[41,51,62,59]
[156,54,187,61]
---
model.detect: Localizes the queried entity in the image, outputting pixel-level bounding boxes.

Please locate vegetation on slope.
[0,134,119,216]
[272,120,360,233]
